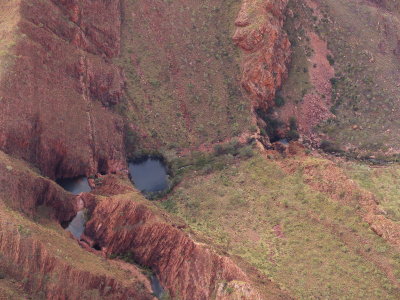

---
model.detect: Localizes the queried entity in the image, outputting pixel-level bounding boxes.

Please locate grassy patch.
[313,0,400,154]
[344,162,400,222]
[165,154,400,299]
[115,0,252,150]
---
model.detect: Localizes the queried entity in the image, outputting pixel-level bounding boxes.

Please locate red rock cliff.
[0,202,155,300]
[0,0,126,179]
[82,175,266,300]
[234,0,291,109]
[0,151,155,299]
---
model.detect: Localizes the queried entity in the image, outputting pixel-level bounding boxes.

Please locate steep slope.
[0,151,155,299]
[0,0,126,179]
[80,174,286,300]
[115,0,254,151]
[233,0,291,110]
[0,1,291,298]
[273,0,400,158]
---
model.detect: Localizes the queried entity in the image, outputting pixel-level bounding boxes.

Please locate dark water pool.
[278,138,289,145]
[66,210,86,239]
[128,158,169,194]
[151,275,166,299]
[57,176,91,239]
[57,176,91,195]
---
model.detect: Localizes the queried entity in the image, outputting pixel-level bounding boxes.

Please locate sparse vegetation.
[286,117,299,141]
[274,95,285,107]
[115,0,252,151]
[326,54,335,65]
[164,154,400,299]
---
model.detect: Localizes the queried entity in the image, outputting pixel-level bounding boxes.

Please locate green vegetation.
[278,0,400,157]
[279,1,313,106]
[274,95,285,107]
[314,0,400,155]
[256,108,283,142]
[326,54,335,65]
[163,154,400,299]
[286,117,299,141]
[169,140,255,185]
[344,162,400,222]
[115,0,252,150]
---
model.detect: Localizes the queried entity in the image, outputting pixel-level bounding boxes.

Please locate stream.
[57,176,91,239]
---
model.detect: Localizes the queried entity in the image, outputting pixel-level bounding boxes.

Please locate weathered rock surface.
[0,151,155,299]
[83,175,266,300]
[0,151,76,222]
[0,0,126,179]
[0,201,155,300]
[234,0,291,109]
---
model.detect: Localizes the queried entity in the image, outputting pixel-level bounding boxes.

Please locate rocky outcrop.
[0,200,154,300]
[0,151,156,299]
[82,175,264,300]
[0,151,76,222]
[234,0,291,109]
[0,0,126,179]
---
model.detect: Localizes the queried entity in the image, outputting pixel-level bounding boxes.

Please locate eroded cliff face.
[0,201,155,300]
[234,0,291,110]
[0,151,76,222]
[0,151,155,299]
[82,175,265,300]
[0,0,126,179]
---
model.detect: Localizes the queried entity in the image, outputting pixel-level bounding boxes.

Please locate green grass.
[277,0,400,157]
[313,0,400,154]
[344,162,400,222]
[279,1,313,106]
[114,0,252,150]
[163,154,400,299]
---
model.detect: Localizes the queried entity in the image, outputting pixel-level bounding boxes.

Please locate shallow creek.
[57,176,91,239]
[151,275,166,299]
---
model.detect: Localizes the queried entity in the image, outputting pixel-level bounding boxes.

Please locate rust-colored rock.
[233,0,291,109]
[0,202,155,300]
[82,175,265,300]
[0,0,126,179]
[0,152,155,299]
[0,151,76,222]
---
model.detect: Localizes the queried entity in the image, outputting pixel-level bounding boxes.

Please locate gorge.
[1,0,400,299]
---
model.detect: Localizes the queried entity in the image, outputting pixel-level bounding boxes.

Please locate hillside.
[1,0,400,299]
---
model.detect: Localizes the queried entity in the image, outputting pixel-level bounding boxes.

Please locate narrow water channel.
[66,210,86,239]
[57,176,91,239]
[151,275,166,299]
[128,157,169,194]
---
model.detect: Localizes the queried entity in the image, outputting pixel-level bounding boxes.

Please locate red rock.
[233,0,291,110]
[0,0,126,179]
[82,175,266,300]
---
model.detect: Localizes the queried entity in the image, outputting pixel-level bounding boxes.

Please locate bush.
[286,130,299,141]
[124,123,139,157]
[320,140,343,153]
[327,54,335,65]
[287,117,299,141]
[274,95,285,107]
[213,140,240,156]
[330,77,338,86]
[238,146,254,158]
[289,117,298,131]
